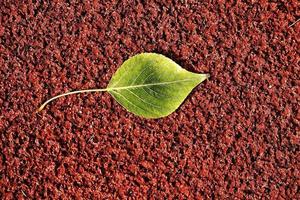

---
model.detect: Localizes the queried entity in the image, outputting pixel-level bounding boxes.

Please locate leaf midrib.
[107,78,200,91]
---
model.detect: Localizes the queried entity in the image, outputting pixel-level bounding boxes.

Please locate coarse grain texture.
[0,0,299,199]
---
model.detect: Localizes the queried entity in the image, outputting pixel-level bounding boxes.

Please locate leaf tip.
[198,73,210,82]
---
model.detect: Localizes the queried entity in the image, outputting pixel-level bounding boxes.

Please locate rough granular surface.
[0,1,299,199]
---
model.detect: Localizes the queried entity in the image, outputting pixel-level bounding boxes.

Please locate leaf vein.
[145,87,171,99]
[126,89,161,108]
[130,65,152,86]
[142,72,156,84]
[108,78,198,91]
[113,90,159,116]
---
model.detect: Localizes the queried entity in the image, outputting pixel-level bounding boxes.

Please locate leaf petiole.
[36,88,108,112]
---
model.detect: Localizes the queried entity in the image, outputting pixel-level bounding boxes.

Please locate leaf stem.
[36,88,108,112]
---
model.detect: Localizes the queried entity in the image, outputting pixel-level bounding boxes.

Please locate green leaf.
[37,53,209,119]
[107,53,209,119]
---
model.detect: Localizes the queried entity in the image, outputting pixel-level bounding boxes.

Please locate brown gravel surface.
[1,1,299,199]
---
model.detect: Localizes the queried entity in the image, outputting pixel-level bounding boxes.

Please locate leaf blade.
[108,53,209,119]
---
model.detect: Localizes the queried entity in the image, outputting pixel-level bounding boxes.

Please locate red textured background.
[1,1,299,199]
